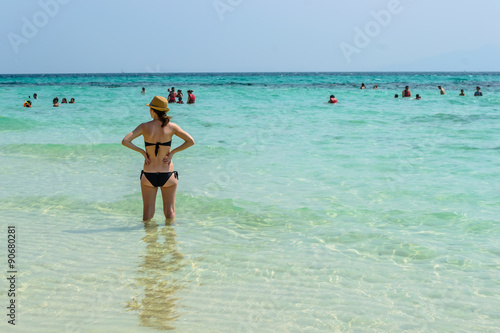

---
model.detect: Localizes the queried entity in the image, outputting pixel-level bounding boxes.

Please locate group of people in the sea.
[22,93,76,107]
[141,87,195,104]
[22,93,37,107]
[52,97,75,107]
[328,84,484,103]
[394,85,483,99]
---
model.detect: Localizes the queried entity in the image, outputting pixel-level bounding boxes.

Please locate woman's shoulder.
[166,121,182,131]
[140,120,161,132]
[166,121,179,128]
[139,120,154,127]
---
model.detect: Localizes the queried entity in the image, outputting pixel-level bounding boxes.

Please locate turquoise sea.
[1,72,499,332]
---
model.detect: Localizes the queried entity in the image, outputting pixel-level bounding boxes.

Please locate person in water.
[53,97,60,107]
[176,90,184,104]
[360,83,366,89]
[62,98,68,103]
[122,96,195,222]
[373,85,378,89]
[438,86,445,95]
[474,86,483,96]
[415,94,421,100]
[187,90,195,104]
[141,87,146,94]
[168,88,176,103]
[394,94,399,98]
[33,93,38,99]
[459,89,465,96]
[328,95,338,104]
[69,98,75,103]
[24,100,32,107]
[402,86,411,97]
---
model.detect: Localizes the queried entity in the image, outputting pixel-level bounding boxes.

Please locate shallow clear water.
[1,72,499,332]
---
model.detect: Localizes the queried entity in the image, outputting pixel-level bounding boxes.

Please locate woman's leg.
[141,174,158,222]
[160,175,178,224]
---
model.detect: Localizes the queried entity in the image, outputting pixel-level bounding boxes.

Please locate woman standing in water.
[122,96,195,222]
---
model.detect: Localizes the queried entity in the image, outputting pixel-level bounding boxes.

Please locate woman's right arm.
[122,124,150,164]
[162,123,195,165]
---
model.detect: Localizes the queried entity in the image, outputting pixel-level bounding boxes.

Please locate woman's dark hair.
[153,109,171,127]
[53,97,58,103]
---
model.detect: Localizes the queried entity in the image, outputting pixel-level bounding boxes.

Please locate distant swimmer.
[402,86,411,97]
[415,94,422,100]
[53,97,60,107]
[474,86,483,96]
[141,87,146,94]
[438,86,445,95]
[373,85,378,89]
[62,98,68,104]
[328,95,338,104]
[187,90,195,104]
[176,90,184,104]
[394,94,399,98]
[360,83,366,89]
[168,88,176,103]
[69,98,75,103]
[459,89,465,96]
[33,93,38,99]
[23,100,32,107]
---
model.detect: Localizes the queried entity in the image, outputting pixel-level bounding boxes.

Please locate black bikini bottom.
[141,170,178,187]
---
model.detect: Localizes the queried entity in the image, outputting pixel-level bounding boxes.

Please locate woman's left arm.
[122,124,150,164]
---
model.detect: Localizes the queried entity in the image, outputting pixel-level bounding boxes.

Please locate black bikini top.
[145,140,171,156]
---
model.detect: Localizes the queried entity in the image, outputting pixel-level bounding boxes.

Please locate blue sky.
[1,0,500,73]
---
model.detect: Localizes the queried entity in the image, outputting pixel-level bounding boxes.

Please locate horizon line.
[2,70,500,76]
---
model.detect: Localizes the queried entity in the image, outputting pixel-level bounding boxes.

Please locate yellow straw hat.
[146,96,170,112]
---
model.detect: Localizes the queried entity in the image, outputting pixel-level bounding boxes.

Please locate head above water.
[405,86,409,90]
[394,94,399,98]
